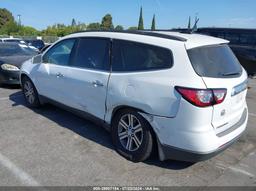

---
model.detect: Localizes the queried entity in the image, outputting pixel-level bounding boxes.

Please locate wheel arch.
[20,73,30,86]
[20,73,43,105]
[110,105,159,159]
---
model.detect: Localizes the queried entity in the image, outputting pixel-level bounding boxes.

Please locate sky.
[1,0,256,30]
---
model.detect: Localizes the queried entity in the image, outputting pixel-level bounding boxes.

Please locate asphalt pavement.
[0,79,255,186]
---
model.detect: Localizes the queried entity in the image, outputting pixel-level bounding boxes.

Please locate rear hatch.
[187,44,248,135]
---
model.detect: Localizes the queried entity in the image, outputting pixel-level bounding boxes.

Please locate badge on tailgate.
[231,80,248,97]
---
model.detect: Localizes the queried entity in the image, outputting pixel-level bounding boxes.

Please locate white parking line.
[229,166,255,177]
[0,152,41,186]
[0,97,10,101]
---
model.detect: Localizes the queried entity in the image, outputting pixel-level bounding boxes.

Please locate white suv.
[20,31,248,162]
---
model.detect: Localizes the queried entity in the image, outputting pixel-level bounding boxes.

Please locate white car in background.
[20,31,248,162]
[1,38,39,51]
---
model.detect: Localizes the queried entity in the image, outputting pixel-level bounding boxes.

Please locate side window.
[43,39,76,66]
[70,38,110,71]
[112,40,173,72]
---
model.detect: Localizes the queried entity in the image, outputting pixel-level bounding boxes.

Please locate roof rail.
[70,30,187,42]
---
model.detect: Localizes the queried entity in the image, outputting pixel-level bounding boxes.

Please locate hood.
[0,55,33,68]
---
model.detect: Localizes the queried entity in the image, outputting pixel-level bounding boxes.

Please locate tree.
[115,25,124,30]
[127,26,138,30]
[71,18,76,27]
[19,26,39,36]
[41,24,71,36]
[151,14,156,30]
[0,21,19,35]
[76,22,86,31]
[87,22,101,30]
[138,6,144,30]
[187,16,191,29]
[100,14,114,30]
[41,21,87,36]
[0,8,14,28]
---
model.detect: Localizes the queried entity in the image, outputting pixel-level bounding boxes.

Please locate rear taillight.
[212,89,226,104]
[175,87,226,107]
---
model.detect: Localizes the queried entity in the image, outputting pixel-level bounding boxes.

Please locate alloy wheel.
[23,81,35,104]
[118,114,143,151]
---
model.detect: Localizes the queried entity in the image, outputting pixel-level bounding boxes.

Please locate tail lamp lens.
[213,89,227,104]
[175,87,226,107]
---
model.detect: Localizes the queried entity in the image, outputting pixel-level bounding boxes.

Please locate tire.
[21,76,40,108]
[112,109,153,162]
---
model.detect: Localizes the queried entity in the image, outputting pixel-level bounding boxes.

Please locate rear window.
[187,45,242,78]
[112,40,173,72]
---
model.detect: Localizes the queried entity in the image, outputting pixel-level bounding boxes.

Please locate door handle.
[56,72,64,78]
[92,80,104,87]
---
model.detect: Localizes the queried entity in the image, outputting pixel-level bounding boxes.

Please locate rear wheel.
[21,76,40,107]
[112,109,153,162]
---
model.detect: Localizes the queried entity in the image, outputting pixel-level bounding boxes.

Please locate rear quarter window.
[187,44,242,78]
[112,40,173,72]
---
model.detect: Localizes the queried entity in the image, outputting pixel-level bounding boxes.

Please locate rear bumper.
[0,69,20,85]
[143,99,248,162]
[159,131,243,162]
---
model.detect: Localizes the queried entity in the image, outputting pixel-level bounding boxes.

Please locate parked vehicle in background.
[1,38,27,44]
[0,38,39,51]
[39,43,51,53]
[197,28,256,76]
[25,39,45,51]
[0,42,37,85]
[20,31,248,162]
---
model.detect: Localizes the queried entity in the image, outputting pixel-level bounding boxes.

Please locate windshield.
[0,44,37,56]
[187,44,242,78]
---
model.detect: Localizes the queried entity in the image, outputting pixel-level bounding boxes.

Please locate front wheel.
[21,76,40,108]
[112,109,153,162]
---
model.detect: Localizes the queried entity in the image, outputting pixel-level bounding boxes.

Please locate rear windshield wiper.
[222,72,241,76]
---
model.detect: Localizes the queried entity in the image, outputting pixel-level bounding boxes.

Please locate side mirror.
[32,54,42,64]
